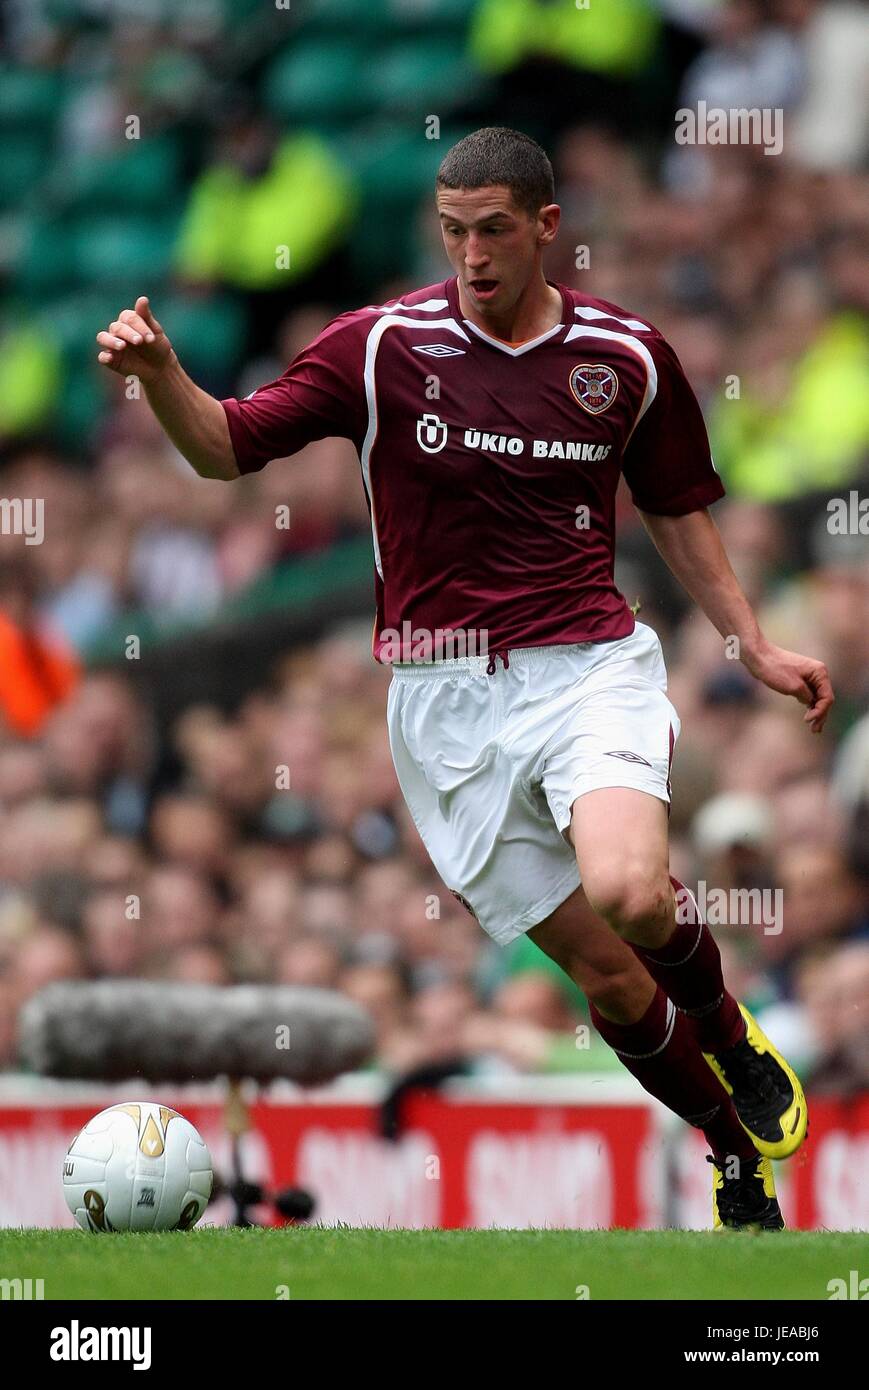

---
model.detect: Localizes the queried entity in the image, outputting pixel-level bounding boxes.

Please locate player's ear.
[537,203,560,245]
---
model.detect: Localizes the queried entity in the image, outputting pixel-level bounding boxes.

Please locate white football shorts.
[386,622,680,946]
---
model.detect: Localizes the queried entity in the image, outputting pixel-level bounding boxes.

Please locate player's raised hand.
[96,297,173,383]
[745,641,835,734]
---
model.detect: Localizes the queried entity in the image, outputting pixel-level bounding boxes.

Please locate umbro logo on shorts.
[412,344,466,357]
[605,750,653,767]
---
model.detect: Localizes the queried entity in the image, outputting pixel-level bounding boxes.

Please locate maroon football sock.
[631,876,745,1054]
[589,985,756,1161]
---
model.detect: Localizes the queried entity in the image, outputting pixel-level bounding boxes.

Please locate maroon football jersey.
[221,278,724,663]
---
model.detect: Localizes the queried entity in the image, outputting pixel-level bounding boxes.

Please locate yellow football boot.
[704,1002,808,1160]
[708,1152,784,1231]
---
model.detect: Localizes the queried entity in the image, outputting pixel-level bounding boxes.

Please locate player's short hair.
[435,127,555,216]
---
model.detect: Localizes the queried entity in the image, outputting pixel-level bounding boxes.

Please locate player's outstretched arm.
[638,507,834,733]
[96,297,239,480]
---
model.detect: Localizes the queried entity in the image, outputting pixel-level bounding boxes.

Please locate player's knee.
[584,868,671,939]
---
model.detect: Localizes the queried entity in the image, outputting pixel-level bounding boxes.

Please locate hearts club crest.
[569,364,619,415]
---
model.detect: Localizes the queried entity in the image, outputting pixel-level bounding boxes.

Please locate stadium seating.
[51,138,184,214]
[264,40,378,123]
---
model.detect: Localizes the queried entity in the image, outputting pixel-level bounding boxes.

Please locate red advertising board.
[0,1083,864,1230]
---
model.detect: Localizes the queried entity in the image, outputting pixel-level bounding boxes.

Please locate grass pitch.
[1,1227,863,1300]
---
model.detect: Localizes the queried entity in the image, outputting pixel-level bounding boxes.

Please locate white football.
[63,1101,213,1232]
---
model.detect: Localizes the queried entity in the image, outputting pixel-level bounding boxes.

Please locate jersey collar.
[445,276,568,356]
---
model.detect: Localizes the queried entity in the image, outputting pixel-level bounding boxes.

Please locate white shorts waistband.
[388,641,596,680]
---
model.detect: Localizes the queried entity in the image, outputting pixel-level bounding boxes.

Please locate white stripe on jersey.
[370,298,450,314]
[574,306,651,333]
[564,323,658,429]
[361,314,471,577]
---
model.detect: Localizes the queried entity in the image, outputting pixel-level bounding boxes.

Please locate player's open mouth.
[468,279,500,300]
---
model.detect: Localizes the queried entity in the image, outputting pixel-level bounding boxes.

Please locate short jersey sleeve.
[621,336,725,515]
[220,312,369,475]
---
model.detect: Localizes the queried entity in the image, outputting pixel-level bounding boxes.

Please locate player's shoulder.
[367,279,452,315]
[559,286,700,415]
[558,285,675,357]
[308,280,453,355]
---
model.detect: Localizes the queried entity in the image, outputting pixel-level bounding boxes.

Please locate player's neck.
[457,275,563,344]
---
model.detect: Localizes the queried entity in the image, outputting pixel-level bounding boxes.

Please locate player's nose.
[464,235,489,267]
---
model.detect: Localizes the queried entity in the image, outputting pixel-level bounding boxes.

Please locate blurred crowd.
[0,374,370,663]
[0,0,866,1091]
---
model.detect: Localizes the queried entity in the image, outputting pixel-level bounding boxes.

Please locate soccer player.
[97,127,833,1231]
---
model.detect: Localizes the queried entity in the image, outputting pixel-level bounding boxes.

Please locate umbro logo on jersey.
[412,344,466,357]
[605,750,653,767]
[569,364,619,415]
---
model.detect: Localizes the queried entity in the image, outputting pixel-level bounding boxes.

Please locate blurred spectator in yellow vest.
[175,112,356,292]
[469,0,659,78]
